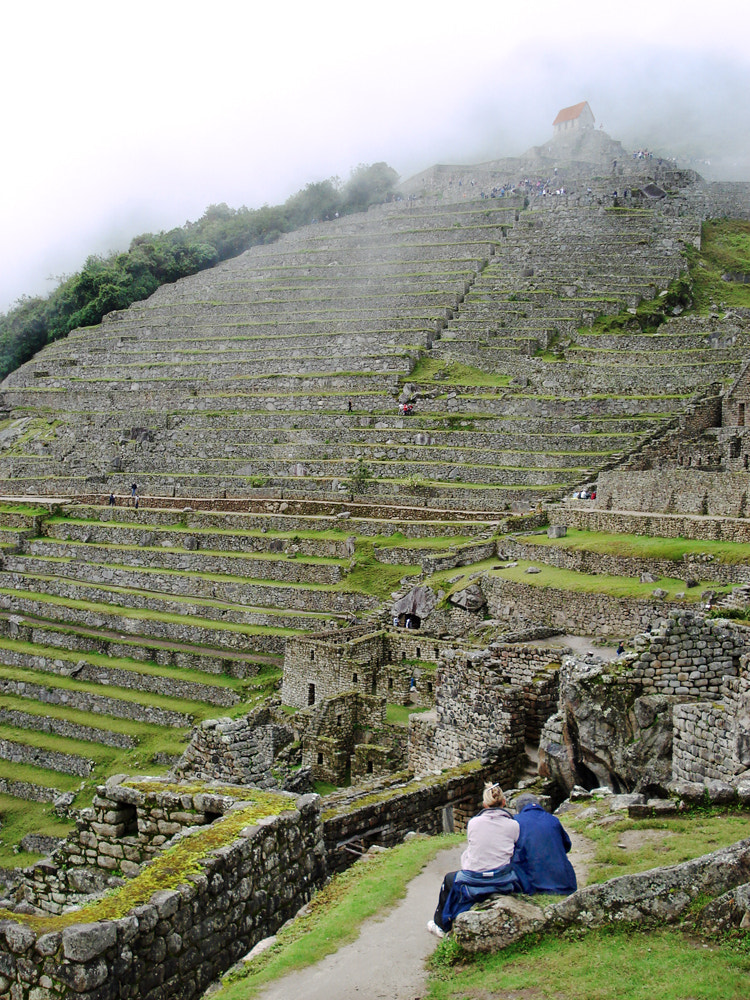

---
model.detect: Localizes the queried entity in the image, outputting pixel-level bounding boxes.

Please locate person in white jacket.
[428,783,520,937]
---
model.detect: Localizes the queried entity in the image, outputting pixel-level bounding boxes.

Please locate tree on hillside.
[0,162,400,382]
[342,162,399,212]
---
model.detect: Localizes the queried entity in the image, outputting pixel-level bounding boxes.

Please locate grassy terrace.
[466,558,733,603]
[515,527,750,565]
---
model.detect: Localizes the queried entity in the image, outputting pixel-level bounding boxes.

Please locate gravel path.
[252,845,463,1000]
[250,831,592,1000]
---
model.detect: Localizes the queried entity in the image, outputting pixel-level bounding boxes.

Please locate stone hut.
[552,101,595,135]
[723,360,750,428]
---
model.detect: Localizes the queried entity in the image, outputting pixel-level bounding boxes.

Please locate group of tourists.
[427,784,577,938]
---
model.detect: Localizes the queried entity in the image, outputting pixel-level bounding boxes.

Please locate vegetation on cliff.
[0,163,398,381]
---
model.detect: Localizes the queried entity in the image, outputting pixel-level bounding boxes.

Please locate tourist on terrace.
[427,783,521,938]
[511,793,577,895]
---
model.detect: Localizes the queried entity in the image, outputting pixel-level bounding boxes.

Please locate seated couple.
[427,784,577,938]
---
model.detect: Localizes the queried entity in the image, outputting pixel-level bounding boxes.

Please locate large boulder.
[392,586,437,620]
[541,656,675,794]
[448,583,486,612]
[452,895,546,952]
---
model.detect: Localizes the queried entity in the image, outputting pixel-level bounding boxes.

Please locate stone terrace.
[0,184,739,508]
[0,497,507,821]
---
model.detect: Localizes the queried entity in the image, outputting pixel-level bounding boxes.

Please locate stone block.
[62,922,117,962]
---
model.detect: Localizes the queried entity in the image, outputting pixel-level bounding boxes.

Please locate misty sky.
[2,0,749,314]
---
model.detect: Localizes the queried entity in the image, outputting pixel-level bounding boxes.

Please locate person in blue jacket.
[511,793,577,895]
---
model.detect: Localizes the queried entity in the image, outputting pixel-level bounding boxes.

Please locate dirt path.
[251,831,593,1000]
[252,845,463,1000]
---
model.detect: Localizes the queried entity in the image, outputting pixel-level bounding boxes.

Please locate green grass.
[517,527,750,565]
[214,833,464,1000]
[563,803,750,884]
[0,794,74,867]
[406,355,512,387]
[385,703,430,726]
[426,926,750,1000]
[689,220,750,310]
[477,558,733,602]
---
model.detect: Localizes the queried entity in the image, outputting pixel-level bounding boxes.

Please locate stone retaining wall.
[594,469,750,519]
[0,709,136,749]
[554,504,750,544]
[0,677,193,728]
[0,738,93,778]
[481,574,671,637]
[0,790,324,1000]
[0,646,238,708]
[502,536,750,587]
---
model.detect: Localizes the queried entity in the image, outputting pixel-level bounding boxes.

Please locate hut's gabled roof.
[553,101,593,126]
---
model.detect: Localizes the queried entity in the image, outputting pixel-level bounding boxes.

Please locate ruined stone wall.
[282,630,455,711]
[629,613,743,699]
[323,760,516,874]
[173,708,294,789]
[407,712,439,774]
[672,673,750,784]
[481,574,669,637]
[299,692,387,784]
[491,644,562,742]
[431,653,526,771]
[282,631,385,709]
[0,793,324,1000]
[594,469,750,519]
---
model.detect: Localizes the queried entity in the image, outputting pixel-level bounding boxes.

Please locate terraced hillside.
[0,497,510,862]
[0,186,738,508]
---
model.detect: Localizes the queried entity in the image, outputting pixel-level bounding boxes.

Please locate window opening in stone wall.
[317,752,323,765]
[388,677,393,689]
[367,760,374,774]
[371,674,377,694]
[416,647,421,658]
[308,682,316,706]
[310,650,315,661]
[337,714,342,727]
[427,681,433,694]
[402,652,406,660]
[434,647,439,657]
[740,402,745,426]
[119,803,138,838]
[353,672,358,683]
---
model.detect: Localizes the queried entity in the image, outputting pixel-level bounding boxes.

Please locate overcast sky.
[2,0,749,314]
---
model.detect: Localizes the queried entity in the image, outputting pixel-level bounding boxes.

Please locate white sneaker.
[426,919,445,939]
